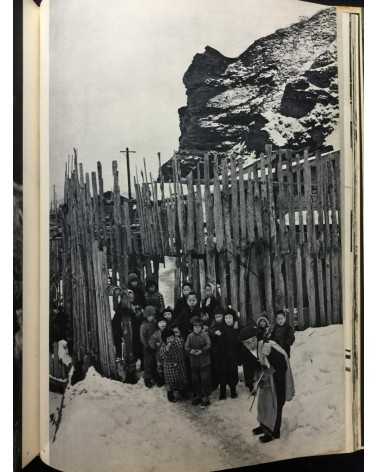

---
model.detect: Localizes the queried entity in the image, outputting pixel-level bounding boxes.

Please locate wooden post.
[204,153,216,286]
[238,164,247,325]
[303,149,317,327]
[259,153,273,320]
[246,169,262,319]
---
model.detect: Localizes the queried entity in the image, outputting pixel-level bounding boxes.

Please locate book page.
[22,0,41,467]
[40,1,361,470]
[337,6,363,452]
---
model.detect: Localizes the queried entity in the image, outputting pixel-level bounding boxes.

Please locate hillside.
[162,8,338,179]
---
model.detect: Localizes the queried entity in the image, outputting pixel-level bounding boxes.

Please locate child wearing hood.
[160,328,188,402]
[256,314,271,341]
[185,316,212,407]
[140,305,158,388]
[145,279,165,313]
[270,310,295,358]
[161,306,175,326]
[209,307,225,392]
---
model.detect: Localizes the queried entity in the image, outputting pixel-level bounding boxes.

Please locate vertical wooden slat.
[259,153,273,320]
[285,151,296,328]
[186,172,196,252]
[196,164,206,298]
[303,149,316,327]
[246,170,262,319]
[204,153,216,285]
[238,164,247,325]
[315,153,326,326]
[329,159,341,323]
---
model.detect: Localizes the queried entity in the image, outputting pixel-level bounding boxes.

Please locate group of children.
[112,275,296,409]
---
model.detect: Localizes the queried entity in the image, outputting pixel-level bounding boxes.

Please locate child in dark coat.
[211,309,240,399]
[185,316,212,407]
[140,305,158,388]
[173,282,193,319]
[112,292,138,384]
[149,317,167,386]
[161,306,175,326]
[160,328,187,402]
[128,272,146,308]
[201,283,219,321]
[175,292,201,338]
[270,310,295,358]
[209,308,225,392]
[145,279,165,313]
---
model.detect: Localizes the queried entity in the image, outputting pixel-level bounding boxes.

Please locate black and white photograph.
[46,1,348,471]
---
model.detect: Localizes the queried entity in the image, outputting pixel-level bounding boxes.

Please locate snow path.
[50,325,345,472]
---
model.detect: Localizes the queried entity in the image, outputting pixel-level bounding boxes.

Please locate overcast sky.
[50,0,325,198]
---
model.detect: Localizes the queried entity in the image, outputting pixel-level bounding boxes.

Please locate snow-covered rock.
[162,8,338,180]
[50,324,345,472]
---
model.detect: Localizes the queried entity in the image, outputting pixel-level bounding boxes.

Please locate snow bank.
[50,325,345,472]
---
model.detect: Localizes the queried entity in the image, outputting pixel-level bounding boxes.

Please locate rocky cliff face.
[162,8,338,179]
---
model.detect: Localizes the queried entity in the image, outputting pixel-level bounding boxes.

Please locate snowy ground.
[49,324,345,472]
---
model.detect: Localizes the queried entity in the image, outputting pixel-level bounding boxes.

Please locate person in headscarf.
[252,340,295,443]
[127,272,146,308]
[256,314,271,341]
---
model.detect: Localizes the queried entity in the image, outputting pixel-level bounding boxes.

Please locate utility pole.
[120,147,136,200]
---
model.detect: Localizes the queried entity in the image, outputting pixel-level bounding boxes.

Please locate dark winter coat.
[175,304,202,338]
[112,305,138,360]
[173,296,187,319]
[145,291,165,313]
[210,323,240,386]
[270,323,295,357]
[200,296,219,320]
[128,280,146,308]
[140,320,157,349]
[184,331,211,368]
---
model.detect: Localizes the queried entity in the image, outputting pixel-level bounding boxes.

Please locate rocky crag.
[162,8,338,179]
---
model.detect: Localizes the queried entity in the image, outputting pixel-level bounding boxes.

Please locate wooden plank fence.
[50,146,342,377]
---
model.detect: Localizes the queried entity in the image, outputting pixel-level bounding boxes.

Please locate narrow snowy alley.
[50,324,345,472]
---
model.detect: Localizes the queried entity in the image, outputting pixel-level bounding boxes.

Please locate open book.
[17,1,363,470]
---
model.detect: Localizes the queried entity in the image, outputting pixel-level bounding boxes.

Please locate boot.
[125,372,138,385]
[200,396,210,407]
[219,385,227,400]
[259,434,275,443]
[230,386,238,399]
[167,390,176,403]
[144,378,154,388]
[252,425,265,436]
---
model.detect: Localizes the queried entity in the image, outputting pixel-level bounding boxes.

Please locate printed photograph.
[48,1,344,471]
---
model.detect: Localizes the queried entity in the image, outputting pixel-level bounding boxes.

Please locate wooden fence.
[50,145,342,376]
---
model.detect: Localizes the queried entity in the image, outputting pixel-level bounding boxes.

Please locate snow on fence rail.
[50,145,341,377]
